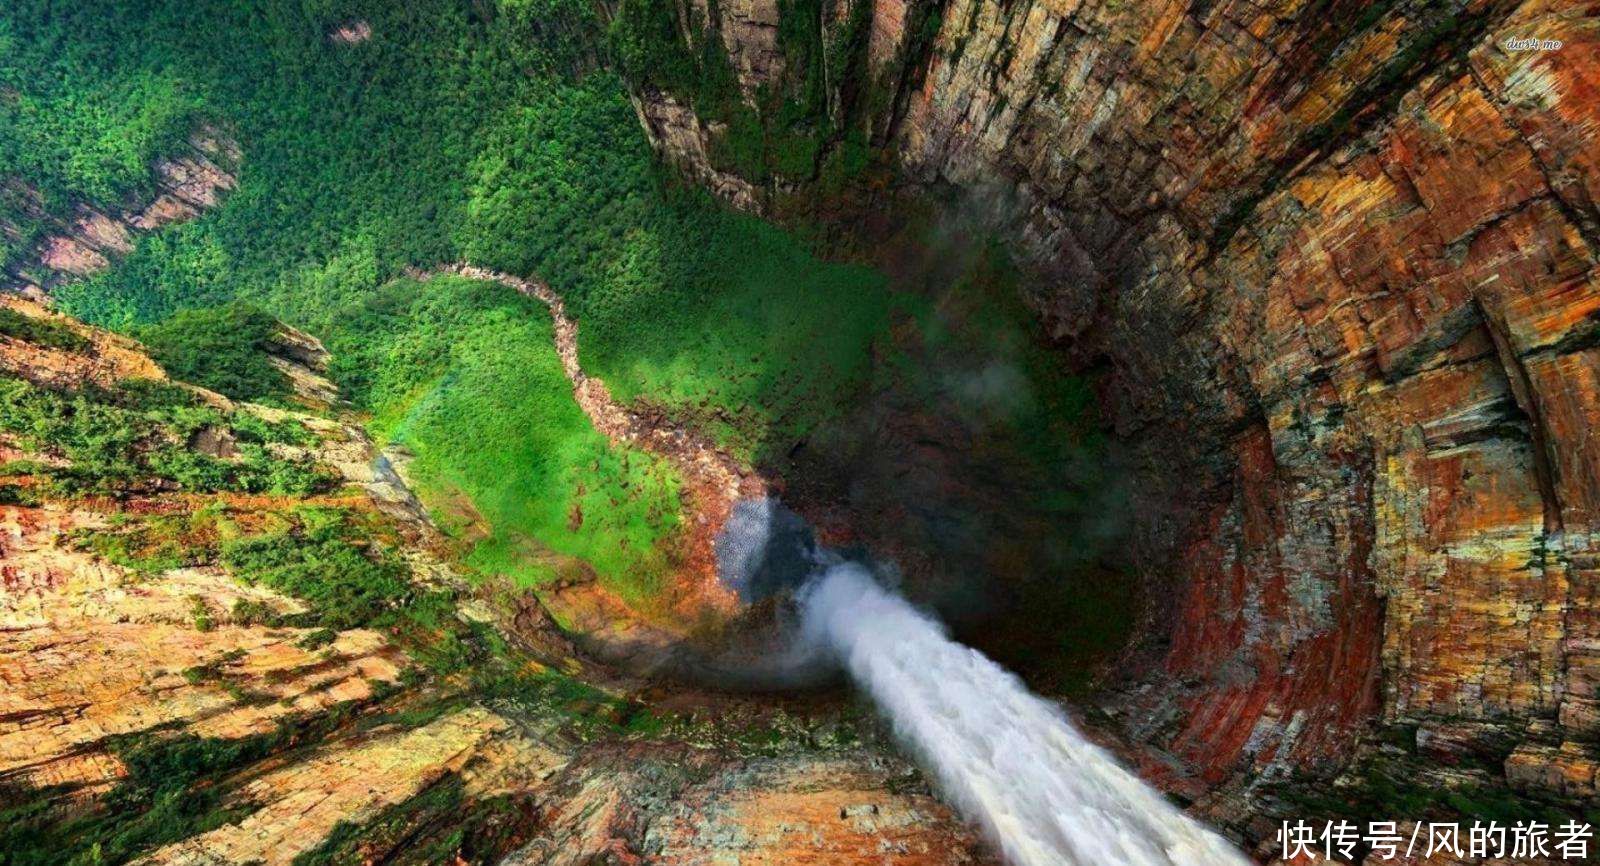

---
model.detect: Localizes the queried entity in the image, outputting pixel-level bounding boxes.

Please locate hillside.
[0,296,990,865]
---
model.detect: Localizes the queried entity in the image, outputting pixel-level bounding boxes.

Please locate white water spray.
[799,563,1252,866]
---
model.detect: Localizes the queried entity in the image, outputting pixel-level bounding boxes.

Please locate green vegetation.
[884,240,1102,480]
[561,219,897,464]
[0,645,627,866]
[0,2,931,834]
[608,0,880,187]
[321,274,683,597]
[181,660,223,685]
[840,238,1132,687]
[137,302,292,402]
[189,594,215,632]
[0,0,909,597]
[218,506,414,630]
[72,508,222,575]
[291,774,531,866]
[0,373,330,497]
[71,499,546,685]
[0,716,352,866]
[0,307,91,352]
[76,503,424,635]
[1271,745,1600,833]
[15,480,693,865]
[0,0,1118,676]
[0,0,1128,706]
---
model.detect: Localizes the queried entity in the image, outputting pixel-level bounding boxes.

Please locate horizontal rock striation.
[617,0,1600,821]
[134,706,559,866]
[0,282,997,864]
[500,743,995,865]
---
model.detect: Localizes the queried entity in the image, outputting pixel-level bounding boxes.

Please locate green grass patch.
[319,274,682,600]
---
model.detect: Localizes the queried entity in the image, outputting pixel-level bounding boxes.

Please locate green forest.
[0,0,905,599]
[0,0,1105,618]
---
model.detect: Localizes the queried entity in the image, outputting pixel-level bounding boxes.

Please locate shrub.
[220,509,413,631]
[137,303,290,402]
[0,374,331,497]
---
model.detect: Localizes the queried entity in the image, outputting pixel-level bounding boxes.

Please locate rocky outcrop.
[2,496,993,864]
[2,127,238,298]
[0,284,998,864]
[135,706,558,866]
[632,93,766,213]
[0,503,405,797]
[618,0,1600,825]
[0,295,165,388]
[500,742,995,865]
[328,20,373,45]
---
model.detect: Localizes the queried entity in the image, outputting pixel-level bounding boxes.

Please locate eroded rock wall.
[619,0,1600,812]
[0,293,996,865]
[1,127,238,298]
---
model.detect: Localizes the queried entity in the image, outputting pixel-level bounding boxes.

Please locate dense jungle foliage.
[1,0,899,596]
[0,0,1111,619]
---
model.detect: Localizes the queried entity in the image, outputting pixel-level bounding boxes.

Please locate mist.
[798,562,1251,866]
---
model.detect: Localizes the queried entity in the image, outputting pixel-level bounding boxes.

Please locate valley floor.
[0,297,996,865]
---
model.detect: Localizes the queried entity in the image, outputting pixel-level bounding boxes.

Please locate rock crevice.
[616,0,1600,819]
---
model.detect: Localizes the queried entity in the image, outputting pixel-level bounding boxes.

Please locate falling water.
[799,562,1252,866]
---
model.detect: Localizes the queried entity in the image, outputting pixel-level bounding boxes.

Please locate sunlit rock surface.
[620,0,1600,827]
[1,128,238,298]
[0,300,993,865]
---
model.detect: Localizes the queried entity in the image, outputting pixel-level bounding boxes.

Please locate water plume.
[799,563,1251,866]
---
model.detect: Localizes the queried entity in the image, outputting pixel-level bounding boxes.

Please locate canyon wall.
[0,127,238,298]
[616,0,1600,817]
[0,298,993,865]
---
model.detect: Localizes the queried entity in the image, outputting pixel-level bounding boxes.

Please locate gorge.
[2,0,1599,863]
[615,0,1600,834]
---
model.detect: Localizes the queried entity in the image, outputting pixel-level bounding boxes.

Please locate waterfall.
[799,562,1252,866]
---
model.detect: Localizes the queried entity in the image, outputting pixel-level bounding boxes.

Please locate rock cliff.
[613,0,1600,829]
[1,127,238,299]
[0,297,990,864]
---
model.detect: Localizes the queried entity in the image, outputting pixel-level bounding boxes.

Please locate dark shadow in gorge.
[736,204,1146,697]
[524,205,1145,700]
[516,187,1148,701]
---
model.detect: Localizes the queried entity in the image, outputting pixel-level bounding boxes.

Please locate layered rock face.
[619,0,1600,818]
[1,127,238,298]
[0,296,992,864]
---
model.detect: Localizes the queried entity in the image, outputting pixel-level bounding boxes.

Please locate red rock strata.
[615,0,1600,821]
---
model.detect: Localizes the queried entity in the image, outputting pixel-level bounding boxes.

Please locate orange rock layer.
[624,0,1600,821]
